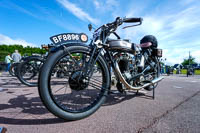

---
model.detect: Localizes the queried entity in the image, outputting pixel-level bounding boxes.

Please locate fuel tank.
[107,39,136,53]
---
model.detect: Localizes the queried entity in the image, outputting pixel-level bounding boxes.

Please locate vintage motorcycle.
[38,17,163,120]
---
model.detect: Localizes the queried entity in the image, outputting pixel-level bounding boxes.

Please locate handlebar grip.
[123,18,143,23]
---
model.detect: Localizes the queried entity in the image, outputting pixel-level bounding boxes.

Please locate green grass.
[195,70,200,75]
[173,69,200,75]
[173,70,177,74]
[181,69,187,74]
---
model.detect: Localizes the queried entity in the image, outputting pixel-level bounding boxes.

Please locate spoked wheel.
[38,46,110,120]
[9,63,19,76]
[17,57,44,87]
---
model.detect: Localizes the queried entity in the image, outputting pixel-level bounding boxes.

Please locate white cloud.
[93,0,118,10]
[181,0,196,5]
[56,0,99,24]
[92,0,119,18]
[163,48,200,65]
[0,34,36,47]
[192,50,200,63]
[106,0,118,8]
[93,0,100,9]
[122,4,200,65]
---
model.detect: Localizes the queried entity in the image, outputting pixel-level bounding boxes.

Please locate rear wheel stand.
[152,87,155,99]
[135,88,155,99]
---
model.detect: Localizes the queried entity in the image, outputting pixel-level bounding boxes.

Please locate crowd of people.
[4,50,21,72]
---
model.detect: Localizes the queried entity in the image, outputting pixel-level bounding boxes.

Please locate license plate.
[50,33,88,45]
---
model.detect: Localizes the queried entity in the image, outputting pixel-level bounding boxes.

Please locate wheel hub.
[69,71,89,91]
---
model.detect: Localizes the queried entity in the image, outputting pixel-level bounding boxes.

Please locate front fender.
[49,43,90,53]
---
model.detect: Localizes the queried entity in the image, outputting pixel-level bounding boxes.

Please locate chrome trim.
[114,61,164,90]
[108,40,133,51]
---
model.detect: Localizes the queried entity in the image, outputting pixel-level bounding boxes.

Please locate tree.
[0,44,46,62]
[181,56,197,66]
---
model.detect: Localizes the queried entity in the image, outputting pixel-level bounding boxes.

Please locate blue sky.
[0,0,200,65]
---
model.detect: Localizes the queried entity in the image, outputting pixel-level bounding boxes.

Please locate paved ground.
[0,72,200,133]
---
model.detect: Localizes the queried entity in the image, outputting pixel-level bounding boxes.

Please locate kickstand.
[152,87,155,99]
[136,90,139,95]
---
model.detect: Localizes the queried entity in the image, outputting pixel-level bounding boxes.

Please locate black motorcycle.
[38,17,163,120]
[16,45,51,87]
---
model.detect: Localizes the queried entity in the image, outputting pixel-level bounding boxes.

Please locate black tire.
[9,63,19,76]
[17,57,44,87]
[38,46,110,120]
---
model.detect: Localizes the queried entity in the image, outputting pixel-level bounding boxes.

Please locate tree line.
[0,44,46,62]
[181,57,197,66]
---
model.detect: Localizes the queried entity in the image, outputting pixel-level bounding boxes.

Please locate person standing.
[5,53,13,72]
[12,50,21,62]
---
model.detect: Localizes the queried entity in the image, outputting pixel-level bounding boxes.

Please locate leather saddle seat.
[140,42,152,48]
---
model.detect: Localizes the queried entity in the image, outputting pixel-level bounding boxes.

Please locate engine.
[114,50,159,92]
[115,52,137,82]
[111,35,161,92]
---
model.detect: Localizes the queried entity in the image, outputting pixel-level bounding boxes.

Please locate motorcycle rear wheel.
[38,46,110,120]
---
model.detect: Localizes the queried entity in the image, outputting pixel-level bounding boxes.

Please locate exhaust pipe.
[152,76,164,84]
[114,62,164,90]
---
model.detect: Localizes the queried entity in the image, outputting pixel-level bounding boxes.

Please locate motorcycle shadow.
[103,90,154,106]
[0,77,27,89]
[0,88,153,125]
[0,93,65,125]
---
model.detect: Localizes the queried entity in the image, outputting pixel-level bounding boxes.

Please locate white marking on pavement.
[138,90,147,94]
[173,86,183,89]
[190,81,198,83]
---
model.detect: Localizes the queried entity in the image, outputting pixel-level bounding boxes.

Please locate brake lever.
[122,22,142,29]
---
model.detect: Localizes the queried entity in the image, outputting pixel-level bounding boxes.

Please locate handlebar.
[94,17,143,32]
[123,17,143,23]
[107,17,143,29]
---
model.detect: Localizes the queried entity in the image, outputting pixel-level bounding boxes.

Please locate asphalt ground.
[0,72,200,133]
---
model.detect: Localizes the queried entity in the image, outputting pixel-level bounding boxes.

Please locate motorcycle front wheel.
[9,63,19,76]
[38,45,110,120]
[17,56,44,87]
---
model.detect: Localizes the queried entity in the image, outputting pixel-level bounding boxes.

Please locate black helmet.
[140,35,158,48]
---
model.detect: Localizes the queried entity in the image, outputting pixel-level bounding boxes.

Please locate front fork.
[83,45,103,79]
